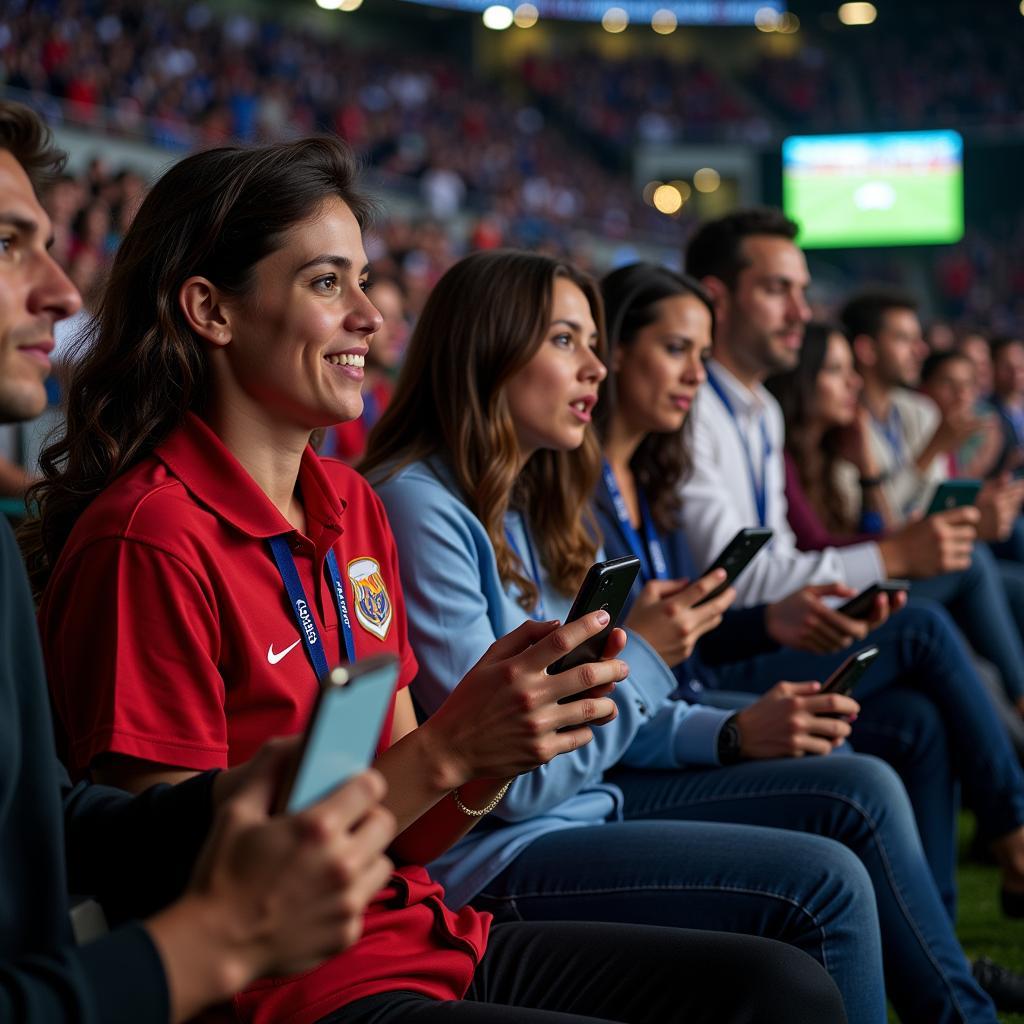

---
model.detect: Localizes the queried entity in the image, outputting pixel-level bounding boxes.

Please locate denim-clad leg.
[710,599,1024,845]
[606,756,995,1024]
[911,544,1024,700]
[846,688,959,919]
[474,818,886,1024]
[989,516,1024,565]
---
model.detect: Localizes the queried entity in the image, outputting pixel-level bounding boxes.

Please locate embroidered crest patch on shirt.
[347,557,393,640]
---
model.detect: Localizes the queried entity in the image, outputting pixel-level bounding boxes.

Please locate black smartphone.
[547,555,641,677]
[837,579,911,620]
[926,479,982,516]
[274,654,399,814]
[694,527,773,607]
[820,645,880,708]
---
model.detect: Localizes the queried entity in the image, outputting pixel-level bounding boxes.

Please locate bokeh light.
[652,184,683,215]
[482,4,514,28]
[838,2,877,25]
[651,9,677,34]
[693,167,721,193]
[513,2,539,26]
[601,7,629,32]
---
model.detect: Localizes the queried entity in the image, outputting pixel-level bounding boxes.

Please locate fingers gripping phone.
[276,654,399,814]
[694,528,773,608]
[820,645,880,708]
[837,580,911,621]
[926,480,982,516]
[547,556,640,676]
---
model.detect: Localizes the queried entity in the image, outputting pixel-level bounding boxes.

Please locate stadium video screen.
[782,130,964,249]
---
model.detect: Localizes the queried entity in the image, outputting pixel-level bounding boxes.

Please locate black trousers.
[323,920,847,1024]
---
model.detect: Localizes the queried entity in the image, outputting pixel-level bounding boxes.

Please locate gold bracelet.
[452,780,512,817]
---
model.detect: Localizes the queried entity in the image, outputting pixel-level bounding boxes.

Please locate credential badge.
[347,557,393,641]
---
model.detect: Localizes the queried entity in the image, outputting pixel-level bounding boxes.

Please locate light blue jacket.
[373,458,733,907]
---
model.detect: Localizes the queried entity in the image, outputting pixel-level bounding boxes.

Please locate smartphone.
[694,527,773,607]
[276,654,398,814]
[837,579,911,620]
[926,479,982,516]
[547,555,640,677]
[820,645,880,706]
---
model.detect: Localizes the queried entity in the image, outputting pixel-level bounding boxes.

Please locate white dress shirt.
[679,359,884,606]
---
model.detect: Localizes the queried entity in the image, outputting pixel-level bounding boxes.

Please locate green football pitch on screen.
[782,131,964,249]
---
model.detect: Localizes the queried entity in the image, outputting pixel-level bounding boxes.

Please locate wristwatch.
[717,713,743,766]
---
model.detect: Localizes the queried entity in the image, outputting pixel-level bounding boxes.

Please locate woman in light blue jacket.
[363,249,997,1024]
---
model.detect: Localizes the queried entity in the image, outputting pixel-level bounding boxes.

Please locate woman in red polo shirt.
[20,139,843,1024]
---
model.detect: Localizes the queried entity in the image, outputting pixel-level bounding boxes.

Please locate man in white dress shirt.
[680,208,977,608]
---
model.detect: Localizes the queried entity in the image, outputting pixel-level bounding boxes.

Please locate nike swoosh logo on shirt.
[267,639,302,665]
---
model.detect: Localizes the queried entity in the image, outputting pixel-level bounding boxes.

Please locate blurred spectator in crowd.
[919,350,1004,480]
[991,337,1024,466]
[325,275,410,464]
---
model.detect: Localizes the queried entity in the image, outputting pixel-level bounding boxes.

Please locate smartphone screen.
[283,656,398,814]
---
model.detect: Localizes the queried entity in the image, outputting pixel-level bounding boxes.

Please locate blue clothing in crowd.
[374,456,999,1024]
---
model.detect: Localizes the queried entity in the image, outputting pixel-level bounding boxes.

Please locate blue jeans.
[712,600,1024,916]
[912,544,1024,700]
[474,756,995,1024]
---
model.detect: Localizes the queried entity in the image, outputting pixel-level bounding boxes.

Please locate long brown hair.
[596,262,715,532]
[20,137,372,597]
[361,250,604,611]
[765,322,854,534]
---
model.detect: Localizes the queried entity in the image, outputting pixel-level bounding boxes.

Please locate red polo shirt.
[38,412,489,1023]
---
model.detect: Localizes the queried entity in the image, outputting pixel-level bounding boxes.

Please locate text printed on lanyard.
[269,536,357,680]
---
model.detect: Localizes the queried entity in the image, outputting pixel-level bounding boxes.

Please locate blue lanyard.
[872,405,905,467]
[706,369,771,528]
[601,460,668,582]
[269,536,357,679]
[505,516,547,620]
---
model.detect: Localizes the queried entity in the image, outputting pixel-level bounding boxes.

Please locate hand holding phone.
[694,528,773,607]
[926,480,982,516]
[547,556,640,676]
[276,655,399,814]
[819,646,880,717]
[625,571,735,668]
[838,580,911,621]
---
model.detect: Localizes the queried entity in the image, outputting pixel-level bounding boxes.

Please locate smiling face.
[611,293,713,436]
[715,235,812,380]
[504,275,606,458]
[813,331,862,428]
[0,150,81,423]
[201,196,382,433]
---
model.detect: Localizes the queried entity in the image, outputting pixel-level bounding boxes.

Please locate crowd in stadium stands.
[518,52,769,149]
[0,0,680,240]
[749,16,1024,131]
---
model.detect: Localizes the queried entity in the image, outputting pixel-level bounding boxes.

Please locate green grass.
[890,817,1024,1021]
[955,816,1024,1024]
[783,167,963,248]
